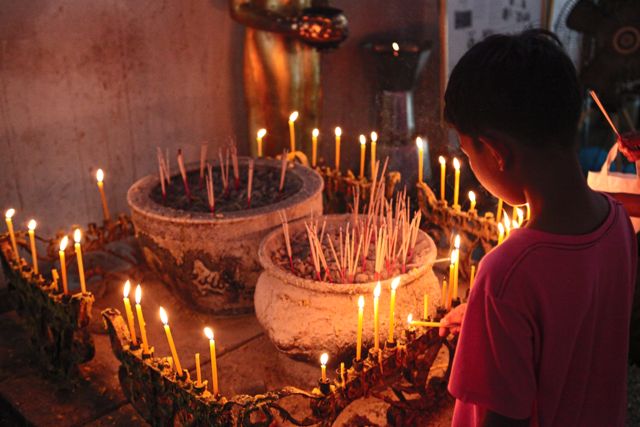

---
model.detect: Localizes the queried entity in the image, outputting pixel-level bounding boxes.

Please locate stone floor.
[0,239,455,426]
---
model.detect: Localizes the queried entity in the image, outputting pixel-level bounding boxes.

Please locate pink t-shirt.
[449,195,636,426]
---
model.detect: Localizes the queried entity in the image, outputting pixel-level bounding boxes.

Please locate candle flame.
[5,208,15,219]
[257,128,267,138]
[516,207,524,225]
[358,295,365,309]
[512,219,520,230]
[407,313,413,325]
[28,219,36,231]
[59,236,69,251]
[73,228,82,243]
[335,127,342,137]
[498,222,505,234]
[374,282,381,298]
[370,131,378,142]
[453,157,460,170]
[135,284,142,304]
[312,128,319,138]
[123,280,131,298]
[204,326,214,341]
[359,134,366,146]
[438,155,446,165]
[391,276,400,291]
[289,111,298,122]
[450,248,459,265]
[159,306,169,325]
[320,352,329,366]
[503,212,511,231]
[468,191,476,203]
[392,42,400,52]
[96,169,104,183]
[454,234,461,249]
[415,136,424,150]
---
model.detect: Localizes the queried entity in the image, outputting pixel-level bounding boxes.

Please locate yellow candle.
[453,236,460,300]
[516,207,524,226]
[4,209,19,263]
[468,191,476,213]
[438,156,446,201]
[159,307,183,376]
[340,362,345,387]
[503,212,511,237]
[442,279,448,308]
[512,219,520,231]
[256,128,266,158]
[334,127,342,171]
[370,131,377,179]
[496,198,504,222]
[195,353,202,387]
[512,205,518,224]
[204,327,219,396]
[448,255,455,307]
[359,135,366,179]
[320,352,328,381]
[526,203,531,221]
[122,280,138,346]
[410,320,442,328]
[416,137,424,183]
[288,111,298,153]
[452,158,461,210]
[387,277,400,343]
[356,295,364,360]
[423,293,429,319]
[27,219,38,274]
[135,285,150,354]
[373,282,381,351]
[312,128,319,167]
[59,236,69,294]
[470,265,476,291]
[96,169,111,222]
[497,223,505,245]
[74,229,87,294]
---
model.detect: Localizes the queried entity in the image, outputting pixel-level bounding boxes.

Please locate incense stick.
[589,90,621,138]
[247,159,254,208]
[177,149,191,200]
[231,143,240,191]
[199,143,208,189]
[205,163,215,214]
[279,150,288,192]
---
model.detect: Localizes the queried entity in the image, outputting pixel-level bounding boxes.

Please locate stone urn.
[255,214,441,361]
[127,157,323,315]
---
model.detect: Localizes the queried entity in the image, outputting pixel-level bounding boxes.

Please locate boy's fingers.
[439,326,448,337]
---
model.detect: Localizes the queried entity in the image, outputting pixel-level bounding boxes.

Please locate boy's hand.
[439,303,468,337]
[618,131,640,162]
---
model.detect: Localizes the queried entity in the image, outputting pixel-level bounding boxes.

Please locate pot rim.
[258,213,437,294]
[127,157,324,225]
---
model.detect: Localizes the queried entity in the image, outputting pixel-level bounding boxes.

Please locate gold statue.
[229,0,348,157]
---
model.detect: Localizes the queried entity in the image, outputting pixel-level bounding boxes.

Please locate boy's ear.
[478,135,511,171]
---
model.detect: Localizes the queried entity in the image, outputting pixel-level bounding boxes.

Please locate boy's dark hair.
[444,29,582,147]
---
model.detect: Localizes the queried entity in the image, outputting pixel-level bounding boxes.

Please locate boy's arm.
[482,410,530,427]
[606,192,640,217]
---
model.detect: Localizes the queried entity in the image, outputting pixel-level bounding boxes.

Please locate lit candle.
[195,353,202,387]
[438,156,446,201]
[423,293,429,319]
[4,209,19,263]
[359,135,366,179]
[387,277,400,344]
[134,284,150,354]
[96,169,111,222]
[340,362,345,387]
[448,252,455,306]
[27,219,38,274]
[516,207,524,226]
[370,131,377,179]
[288,111,298,153]
[159,307,183,376]
[468,191,476,213]
[470,265,476,291]
[452,158,461,210]
[312,128,319,167]
[497,223,505,245]
[512,219,520,231]
[122,280,138,346]
[407,313,415,331]
[525,203,531,221]
[373,282,381,351]
[204,327,219,396]
[73,229,87,294]
[416,137,424,183]
[503,212,511,237]
[59,236,69,294]
[334,127,342,171]
[356,295,364,361]
[256,128,266,158]
[320,352,329,381]
[453,235,460,300]
[496,198,504,222]
[410,319,442,328]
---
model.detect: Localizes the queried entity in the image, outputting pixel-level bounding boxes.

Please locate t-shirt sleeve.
[448,273,536,420]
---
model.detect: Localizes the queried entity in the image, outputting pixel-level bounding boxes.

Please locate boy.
[440,30,636,426]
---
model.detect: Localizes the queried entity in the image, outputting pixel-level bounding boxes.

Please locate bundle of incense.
[177,149,191,200]
[247,159,254,207]
[230,143,240,191]
[325,233,344,282]
[205,163,215,213]
[279,150,288,192]
[278,210,294,272]
[218,148,230,196]
[199,143,208,188]
[305,222,322,280]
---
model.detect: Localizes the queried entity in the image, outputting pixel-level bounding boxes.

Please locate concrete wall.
[0,0,441,237]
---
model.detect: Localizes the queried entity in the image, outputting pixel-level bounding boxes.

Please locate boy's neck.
[523,152,609,235]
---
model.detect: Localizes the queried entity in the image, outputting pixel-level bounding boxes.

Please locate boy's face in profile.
[457,131,525,206]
